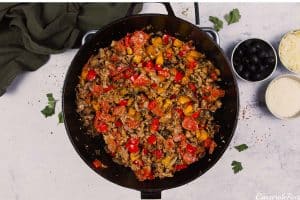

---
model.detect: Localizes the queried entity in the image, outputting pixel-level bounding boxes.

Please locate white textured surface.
[1,3,300,200]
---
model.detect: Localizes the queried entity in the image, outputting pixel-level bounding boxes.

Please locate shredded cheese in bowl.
[279,30,300,74]
[265,75,300,119]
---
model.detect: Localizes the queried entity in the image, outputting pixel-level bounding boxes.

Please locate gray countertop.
[0,3,299,200]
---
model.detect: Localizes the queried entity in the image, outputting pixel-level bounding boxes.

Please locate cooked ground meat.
[76,30,225,181]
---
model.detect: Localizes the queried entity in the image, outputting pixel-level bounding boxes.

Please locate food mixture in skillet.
[76,30,225,181]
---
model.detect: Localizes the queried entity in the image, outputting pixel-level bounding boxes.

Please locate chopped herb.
[41,93,57,117]
[231,160,243,174]
[234,144,248,152]
[58,112,64,123]
[224,8,241,25]
[209,16,223,32]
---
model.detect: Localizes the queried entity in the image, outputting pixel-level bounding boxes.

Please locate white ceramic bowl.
[278,30,300,74]
[265,74,300,119]
[231,38,278,83]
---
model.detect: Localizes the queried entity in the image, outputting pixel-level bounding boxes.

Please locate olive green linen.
[0,3,141,96]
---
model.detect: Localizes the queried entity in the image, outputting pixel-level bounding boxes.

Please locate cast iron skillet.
[62,3,239,199]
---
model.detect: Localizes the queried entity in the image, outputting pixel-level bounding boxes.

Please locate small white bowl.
[231,38,278,83]
[265,74,300,119]
[278,30,300,74]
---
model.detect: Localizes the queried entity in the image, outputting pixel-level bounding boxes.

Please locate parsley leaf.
[231,160,243,174]
[58,112,64,124]
[41,93,57,118]
[209,16,223,32]
[234,144,248,152]
[224,8,241,25]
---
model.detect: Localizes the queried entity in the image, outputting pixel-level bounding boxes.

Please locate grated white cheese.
[279,30,300,73]
[266,76,300,118]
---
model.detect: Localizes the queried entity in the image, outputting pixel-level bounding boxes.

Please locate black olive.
[253,73,262,81]
[244,40,252,47]
[249,46,257,54]
[258,64,266,72]
[236,48,244,56]
[233,56,241,66]
[251,55,259,64]
[235,64,244,73]
[255,43,262,50]
[243,57,250,65]
[258,50,267,58]
[241,70,251,80]
[266,57,275,64]
[249,64,257,72]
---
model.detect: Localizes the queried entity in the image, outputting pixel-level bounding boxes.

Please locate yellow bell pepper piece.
[130,153,140,161]
[157,87,165,94]
[163,99,172,110]
[128,107,136,116]
[162,156,172,167]
[189,50,203,59]
[156,54,164,65]
[183,104,193,116]
[178,96,191,104]
[173,39,183,47]
[133,55,142,63]
[152,37,163,47]
[196,130,209,142]
[147,45,156,58]
[92,101,100,111]
[127,98,134,106]
[126,47,133,55]
[181,76,189,85]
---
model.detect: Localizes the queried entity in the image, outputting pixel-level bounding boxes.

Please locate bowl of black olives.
[231,38,277,82]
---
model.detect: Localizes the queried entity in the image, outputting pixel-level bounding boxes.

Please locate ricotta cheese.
[266,76,300,118]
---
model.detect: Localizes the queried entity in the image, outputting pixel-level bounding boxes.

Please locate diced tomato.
[210,72,218,80]
[94,120,108,133]
[119,99,128,106]
[173,133,186,142]
[187,61,197,70]
[183,152,197,164]
[151,83,158,88]
[211,88,225,98]
[188,83,197,92]
[174,71,184,83]
[182,117,198,131]
[111,55,119,62]
[130,31,149,47]
[132,74,150,86]
[154,64,163,71]
[175,108,184,118]
[175,164,187,171]
[165,138,175,150]
[99,101,110,113]
[178,50,186,57]
[191,111,200,119]
[124,34,131,47]
[143,60,154,72]
[162,34,170,45]
[166,52,173,59]
[204,138,212,148]
[150,118,160,132]
[92,159,103,169]
[153,149,163,159]
[130,73,139,82]
[152,107,163,117]
[113,106,125,117]
[103,85,114,93]
[126,118,140,129]
[86,69,97,81]
[142,148,149,155]
[92,84,102,94]
[158,69,170,78]
[148,100,157,110]
[126,137,139,153]
[186,144,197,154]
[115,120,123,127]
[147,134,157,145]
[96,111,114,122]
[123,68,134,79]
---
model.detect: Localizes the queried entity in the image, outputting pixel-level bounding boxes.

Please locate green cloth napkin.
[0,3,142,96]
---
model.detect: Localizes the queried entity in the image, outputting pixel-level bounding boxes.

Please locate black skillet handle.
[126,2,175,17]
[141,191,161,200]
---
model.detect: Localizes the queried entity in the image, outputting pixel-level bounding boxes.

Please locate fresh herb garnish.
[231,160,243,174]
[234,144,248,152]
[41,93,57,117]
[58,111,64,123]
[224,8,241,25]
[209,16,223,32]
